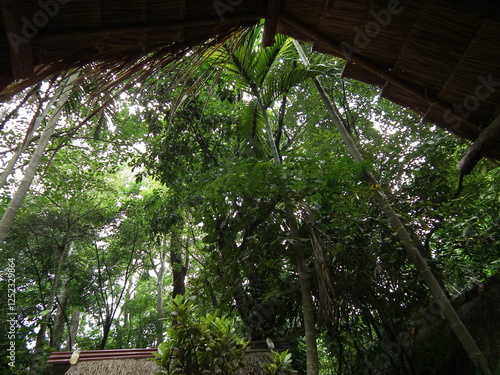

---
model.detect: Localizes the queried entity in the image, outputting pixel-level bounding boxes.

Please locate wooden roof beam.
[457,112,500,174]
[262,0,283,47]
[36,14,263,41]
[1,0,34,79]
[280,13,480,131]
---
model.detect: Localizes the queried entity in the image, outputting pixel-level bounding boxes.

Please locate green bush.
[154,295,249,375]
[261,350,295,375]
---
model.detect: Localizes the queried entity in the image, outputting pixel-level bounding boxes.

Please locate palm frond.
[252,34,293,86]
[262,64,336,106]
[216,27,294,92]
[237,99,269,158]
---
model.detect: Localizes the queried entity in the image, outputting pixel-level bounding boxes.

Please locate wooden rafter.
[1,0,34,79]
[280,12,480,132]
[262,0,283,47]
[177,0,186,43]
[457,112,500,174]
[35,14,262,42]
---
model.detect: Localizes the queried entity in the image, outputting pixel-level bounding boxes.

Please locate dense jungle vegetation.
[1,27,499,375]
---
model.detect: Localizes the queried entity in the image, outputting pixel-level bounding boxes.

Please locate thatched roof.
[57,355,294,375]
[412,275,500,374]
[47,348,159,375]
[2,0,500,170]
[47,341,296,375]
[64,358,158,375]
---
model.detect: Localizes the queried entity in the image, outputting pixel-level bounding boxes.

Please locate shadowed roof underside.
[1,0,500,169]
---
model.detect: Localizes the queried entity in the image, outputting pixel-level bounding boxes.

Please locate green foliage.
[154,295,249,375]
[261,350,295,375]
[3,23,500,375]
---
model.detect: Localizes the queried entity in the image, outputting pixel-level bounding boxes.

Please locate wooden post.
[262,0,283,47]
[457,113,500,174]
[1,0,34,79]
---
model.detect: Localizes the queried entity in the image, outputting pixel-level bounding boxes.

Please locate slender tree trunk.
[67,309,80,350]
[29,245,67,375]
[258,99,319,375]
[99,316,112,350]
[155,273,164,345]
[156,239,166,345]
[51,277,70,350]
[122,306,129,346]
[0,74,78,244]
[116,285,132,348]
[0,86,60,188]
[96,236,137,350]
[170,229,187,298]
[284,199,319,375]
[292,40,491,375]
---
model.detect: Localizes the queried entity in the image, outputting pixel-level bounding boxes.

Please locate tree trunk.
[292,40,491,375]
[122,306,129,346]
[284,199,319,375]
[99,315,112,350]
[51,277,70,350]
[116,285,133,348]
[156,246,166,345]
[0,74,78,244]
[29,245,67,375]
[66,308,80,350]
[258,98,319,375]
[94,237,136,350]
[170,229,187,298]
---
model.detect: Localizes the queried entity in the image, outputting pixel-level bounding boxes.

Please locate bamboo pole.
[293,40,491,375]
[0,86,60,188]
[0,73,78,244]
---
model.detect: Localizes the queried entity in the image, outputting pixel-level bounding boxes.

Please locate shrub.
[154,295,249,375]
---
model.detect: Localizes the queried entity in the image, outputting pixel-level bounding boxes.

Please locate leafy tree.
[0,162,117,374]
[205,27,343,375]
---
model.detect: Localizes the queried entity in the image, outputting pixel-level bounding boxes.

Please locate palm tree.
[207,27,336,375]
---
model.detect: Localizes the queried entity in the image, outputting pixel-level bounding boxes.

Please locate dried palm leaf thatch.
[0,24,253,102]
[64,358,158,375]
[411,274,500,374]
[61,351,296,375]
[0,0,264,100]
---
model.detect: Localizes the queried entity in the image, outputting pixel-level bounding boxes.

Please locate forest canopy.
[0,27,499,375]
